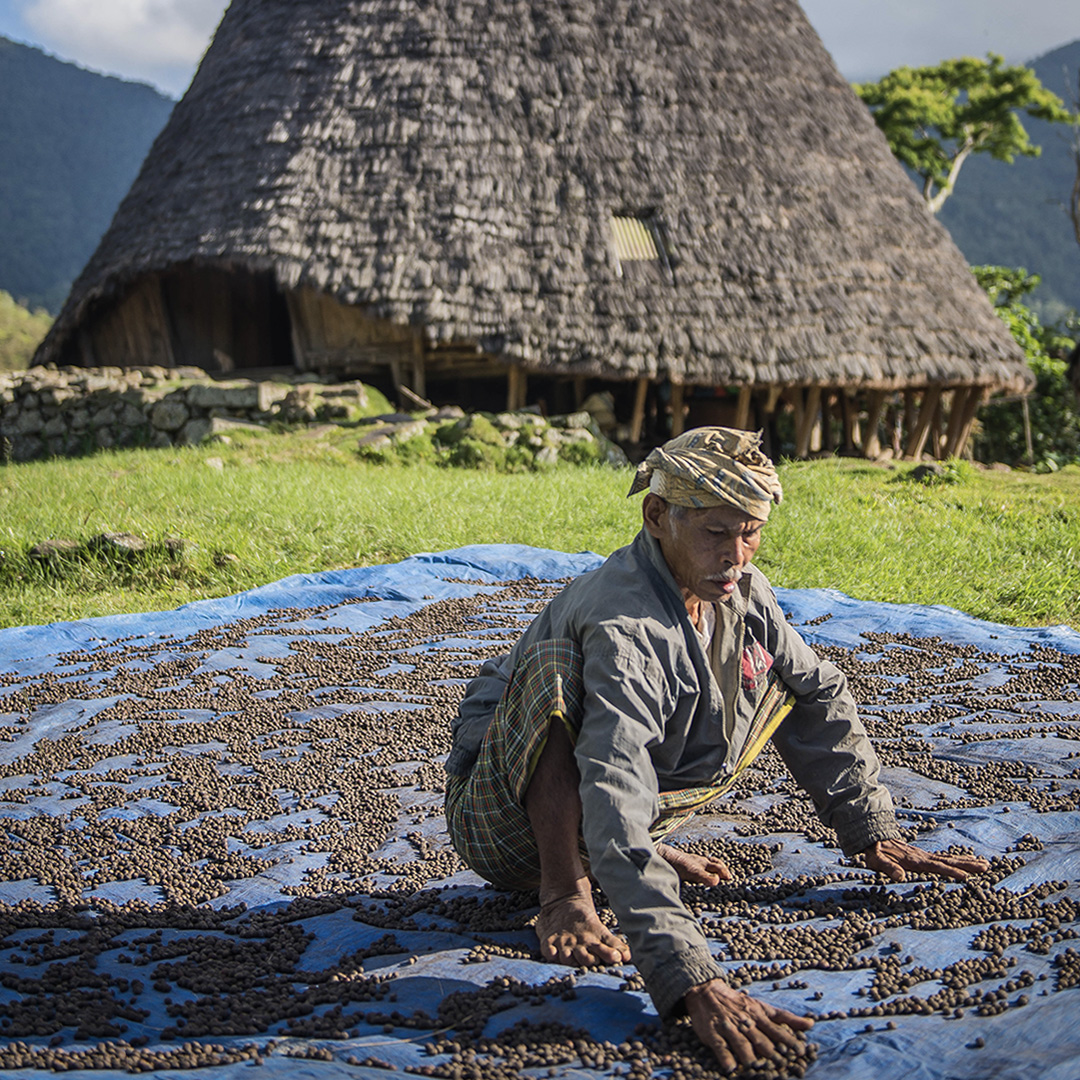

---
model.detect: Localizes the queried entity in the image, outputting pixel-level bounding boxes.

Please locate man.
[445,427,987,1071]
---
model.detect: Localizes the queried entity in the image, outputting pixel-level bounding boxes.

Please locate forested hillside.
[0,36,173,313]
[936,39,1080,317]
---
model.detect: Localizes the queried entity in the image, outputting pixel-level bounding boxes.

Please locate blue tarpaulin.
[0,545,1076,1080]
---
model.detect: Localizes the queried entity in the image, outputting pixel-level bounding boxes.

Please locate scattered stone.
[27,539,80,562]
[88,532,147,559]
[908,463,945,482]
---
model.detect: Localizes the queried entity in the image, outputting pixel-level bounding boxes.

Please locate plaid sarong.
[446,639,793,890]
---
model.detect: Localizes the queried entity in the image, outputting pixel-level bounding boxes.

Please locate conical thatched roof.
[35,0,1030,392]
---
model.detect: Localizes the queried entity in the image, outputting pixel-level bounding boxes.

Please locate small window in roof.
[610,213,674,284]
[611,215,661,262]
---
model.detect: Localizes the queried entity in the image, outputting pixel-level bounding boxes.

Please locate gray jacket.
[450,529,900,1017]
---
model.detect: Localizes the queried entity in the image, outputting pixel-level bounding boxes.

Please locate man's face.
[643,494,765,604]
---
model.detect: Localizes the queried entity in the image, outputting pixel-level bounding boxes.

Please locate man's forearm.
[587,833,726,1016]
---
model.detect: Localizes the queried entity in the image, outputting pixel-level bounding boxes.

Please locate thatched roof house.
[34,0,1031,457]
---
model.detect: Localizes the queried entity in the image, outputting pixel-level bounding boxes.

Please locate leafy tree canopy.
[0,291,52,372]
[855,54,1076,214]
[970,266,1080,469]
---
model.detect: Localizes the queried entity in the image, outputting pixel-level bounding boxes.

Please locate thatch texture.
[35,0,1030,392]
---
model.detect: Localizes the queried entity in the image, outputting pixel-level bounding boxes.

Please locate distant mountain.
[0,37,174,313]
[935,39,1080,319]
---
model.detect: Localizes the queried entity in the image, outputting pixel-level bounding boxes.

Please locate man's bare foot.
[658,843,732,885]
[536,883,632,967]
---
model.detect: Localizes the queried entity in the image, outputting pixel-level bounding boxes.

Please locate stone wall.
[0,366,370,463]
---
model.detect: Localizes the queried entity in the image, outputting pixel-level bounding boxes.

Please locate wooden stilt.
[903,390,916,448]
[670,381,686,437]
[795,386,822,458]
[942,387,970,458]
[507,365,526,411]
[791,389,806,449]
[840,393,859,453]
[630,376,648,443]
[573,376,586,409]
[953,387,987,459]
[904,386,943,460]
[763,385,783,416]
[734,385,753,430]
[411,336,426,399]
[930,393,945,459]
[822,391,837,453]
[285,292,308,371]
[862,390,887,459]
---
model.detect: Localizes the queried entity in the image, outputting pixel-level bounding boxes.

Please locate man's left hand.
[861,839,990,882]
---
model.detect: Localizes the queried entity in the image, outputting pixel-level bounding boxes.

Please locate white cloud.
[22,0,226,94]
[9,0,1080,97]
[802,0,1080,80]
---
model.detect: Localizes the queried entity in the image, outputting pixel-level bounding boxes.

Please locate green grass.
[1,430,1078,630]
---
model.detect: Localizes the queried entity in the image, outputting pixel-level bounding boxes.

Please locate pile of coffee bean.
[0,582,1076,1074]
[409,979,818,1080]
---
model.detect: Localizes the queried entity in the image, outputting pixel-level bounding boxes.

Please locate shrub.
[393,432,439,466]
[0,292,52,372]
[435,413,504,447]
[504,442,538,472]
[970,266,1080,469]
[559,437,604,467]
[445,436,506,470]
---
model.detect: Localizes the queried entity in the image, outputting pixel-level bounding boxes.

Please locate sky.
[0,0,1078,98]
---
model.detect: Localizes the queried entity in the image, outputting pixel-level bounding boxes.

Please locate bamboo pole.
[1021,397,1035,464]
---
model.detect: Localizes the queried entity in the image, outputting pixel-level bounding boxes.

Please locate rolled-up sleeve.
[573,629,725,1017]
[756,586,902,856]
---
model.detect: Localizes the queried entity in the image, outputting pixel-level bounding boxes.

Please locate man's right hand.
[684,979,814,1071]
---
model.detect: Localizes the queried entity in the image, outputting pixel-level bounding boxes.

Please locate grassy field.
[1,426,1078,630]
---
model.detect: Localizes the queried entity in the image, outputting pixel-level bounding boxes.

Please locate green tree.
[970,266,1080,468]
[0,291,52,372]
[855,54,1076,213]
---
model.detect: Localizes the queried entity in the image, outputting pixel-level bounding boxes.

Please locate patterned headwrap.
[627,427,783,519]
